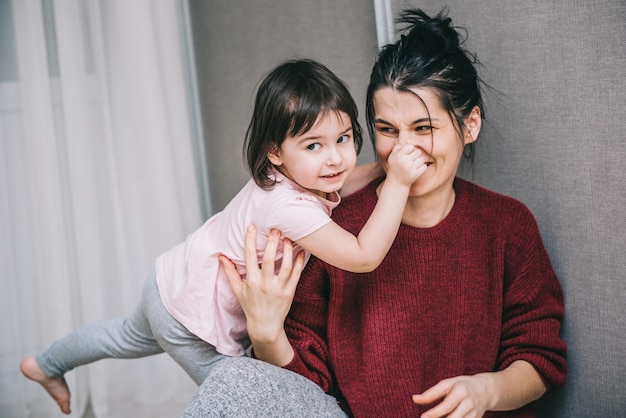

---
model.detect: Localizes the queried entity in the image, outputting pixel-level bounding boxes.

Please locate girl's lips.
[322,171,343,178]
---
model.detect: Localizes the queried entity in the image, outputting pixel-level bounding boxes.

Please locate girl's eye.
[337,134,350,144]
[416,125,434,133]
[306,143,321,151]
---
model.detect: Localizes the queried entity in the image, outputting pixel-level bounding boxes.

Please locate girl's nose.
[326,146,342,165]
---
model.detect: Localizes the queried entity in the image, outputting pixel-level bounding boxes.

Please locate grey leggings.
[36,270,225,385]
[182,356,347,417]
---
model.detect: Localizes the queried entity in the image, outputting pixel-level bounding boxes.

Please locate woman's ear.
[463,106,482,144]
[267,145,283,166]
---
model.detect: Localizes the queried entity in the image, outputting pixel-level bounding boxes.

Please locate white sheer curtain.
[1,0,204,416]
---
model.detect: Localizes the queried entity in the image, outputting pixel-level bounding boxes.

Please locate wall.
[189,0,626,415]
[391,1,625,416]
[187,0,378,212]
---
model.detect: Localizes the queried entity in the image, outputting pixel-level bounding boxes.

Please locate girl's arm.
[298,143,426,273]
[339,162,383,197]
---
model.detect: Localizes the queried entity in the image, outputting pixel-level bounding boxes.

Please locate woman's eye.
[376,126,397,136]
[416,125,434,133]
[306,143,321,151]
[337,134,350,144]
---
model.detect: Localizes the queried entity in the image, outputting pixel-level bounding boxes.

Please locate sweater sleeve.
[282,256,337,395]
[499,204,567,390]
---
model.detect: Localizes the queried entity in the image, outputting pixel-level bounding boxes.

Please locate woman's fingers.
[289,249,305,286]
[223,224,261,295]
[224,225,303,299]
[279,238,304,294]
[220,254,242,296]
[243,224,261,273]
[414,376,488,418]
[412,379,451,417]
[261,228,281,278]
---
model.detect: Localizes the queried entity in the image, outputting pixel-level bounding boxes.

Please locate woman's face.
[372,87,480,199]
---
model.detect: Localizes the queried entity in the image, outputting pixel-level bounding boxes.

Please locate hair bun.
[396,8,462,52]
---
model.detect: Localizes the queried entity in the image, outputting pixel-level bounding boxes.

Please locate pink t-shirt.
[155,171,340,356]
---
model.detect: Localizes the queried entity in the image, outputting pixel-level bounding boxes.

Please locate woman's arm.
[412,360,546,418]
[413,206,566,417]
[223,225,337,392]
[221,225,302,366]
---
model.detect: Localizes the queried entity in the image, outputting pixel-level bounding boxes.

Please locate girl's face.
[268,111,357,198]
[372,87,480,199]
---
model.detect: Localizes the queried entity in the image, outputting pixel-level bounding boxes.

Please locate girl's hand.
[412,374,491,418]
[385,143,427,187]
[220,225,304,365]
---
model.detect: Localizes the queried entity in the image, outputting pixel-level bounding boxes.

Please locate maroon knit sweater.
[283,177,567,417]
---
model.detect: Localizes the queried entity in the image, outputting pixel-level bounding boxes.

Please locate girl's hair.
[245,59,363,189]
[366,8,484,163]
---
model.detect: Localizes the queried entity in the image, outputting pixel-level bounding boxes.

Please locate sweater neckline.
[365,176,469,240]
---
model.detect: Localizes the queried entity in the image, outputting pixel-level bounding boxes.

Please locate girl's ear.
[267,144,283,166]
[463,106,482,144]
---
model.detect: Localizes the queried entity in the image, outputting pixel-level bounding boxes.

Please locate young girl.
[20,58,427,414]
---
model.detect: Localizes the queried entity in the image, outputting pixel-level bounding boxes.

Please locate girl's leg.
[32,308,163,376]
[181,356,347,418]
[19,357,72,414]
[141,269,226,385]
[35,290,163,377]
[21,271,164,414]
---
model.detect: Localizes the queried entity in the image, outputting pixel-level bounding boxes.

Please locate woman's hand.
[220,225,305,366]
[412,360,546,418]
[412,374,491,418]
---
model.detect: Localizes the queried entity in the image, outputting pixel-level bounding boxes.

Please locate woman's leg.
[182,356,347,418]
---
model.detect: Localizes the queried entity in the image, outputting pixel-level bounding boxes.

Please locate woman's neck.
[377,181,456,229]
[405,192,455,228]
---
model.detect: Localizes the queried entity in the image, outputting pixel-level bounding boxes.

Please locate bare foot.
[20,356,71,414]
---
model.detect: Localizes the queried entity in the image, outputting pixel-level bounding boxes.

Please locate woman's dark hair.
[245,59,363,189]
[366,8,484,163]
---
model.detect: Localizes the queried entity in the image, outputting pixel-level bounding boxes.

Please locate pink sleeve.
[264,194,333,242]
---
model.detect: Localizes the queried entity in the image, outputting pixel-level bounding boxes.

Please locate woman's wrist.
[249,329,294,367]
[486,360,547,412]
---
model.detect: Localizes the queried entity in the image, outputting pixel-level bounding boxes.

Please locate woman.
[183,9,566,418]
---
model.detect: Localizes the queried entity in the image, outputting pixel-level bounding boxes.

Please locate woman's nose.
[397,130,414,145]
[397,130,425,148]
